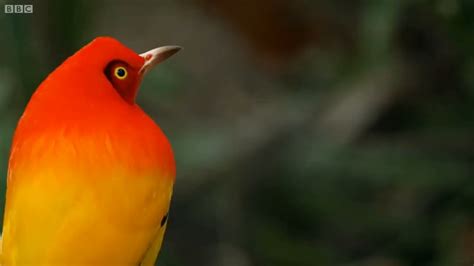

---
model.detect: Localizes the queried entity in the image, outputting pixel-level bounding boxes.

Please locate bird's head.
[39,37,181,106]
[102,38,180,104]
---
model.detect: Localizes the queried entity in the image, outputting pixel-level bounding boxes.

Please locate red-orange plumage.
[11,37,176,178]
[2,37,177,266]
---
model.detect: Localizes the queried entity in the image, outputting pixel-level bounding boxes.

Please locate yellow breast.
[2,124,175,265]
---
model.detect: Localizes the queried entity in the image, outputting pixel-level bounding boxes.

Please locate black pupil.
[117,68,126,77]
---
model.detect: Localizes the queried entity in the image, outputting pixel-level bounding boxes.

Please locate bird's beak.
[139,46,181,75]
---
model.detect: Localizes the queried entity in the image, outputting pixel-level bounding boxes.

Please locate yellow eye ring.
[114,66,128,80]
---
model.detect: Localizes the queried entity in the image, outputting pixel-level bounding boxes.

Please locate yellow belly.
[1,140,174,266]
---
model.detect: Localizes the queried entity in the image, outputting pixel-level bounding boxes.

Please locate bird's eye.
[114,66,127,80]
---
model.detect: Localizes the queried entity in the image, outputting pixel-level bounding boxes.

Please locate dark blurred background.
[1,0,473,265]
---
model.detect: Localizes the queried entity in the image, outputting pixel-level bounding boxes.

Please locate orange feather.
[1,37,177,266]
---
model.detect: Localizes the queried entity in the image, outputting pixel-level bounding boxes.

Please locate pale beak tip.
[139,45,182,74]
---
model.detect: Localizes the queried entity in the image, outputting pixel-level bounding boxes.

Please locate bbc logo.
[4,5,34,14]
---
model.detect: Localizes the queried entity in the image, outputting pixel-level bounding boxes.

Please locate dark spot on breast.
[161,212,169,227]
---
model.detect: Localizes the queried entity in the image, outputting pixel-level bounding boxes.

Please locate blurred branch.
[176,61,413,197]
[314,62,408,145]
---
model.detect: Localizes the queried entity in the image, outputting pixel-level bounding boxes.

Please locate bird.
[0,37,180,266]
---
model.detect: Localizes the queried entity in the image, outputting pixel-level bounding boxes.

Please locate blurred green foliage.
[0,0,473,266]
